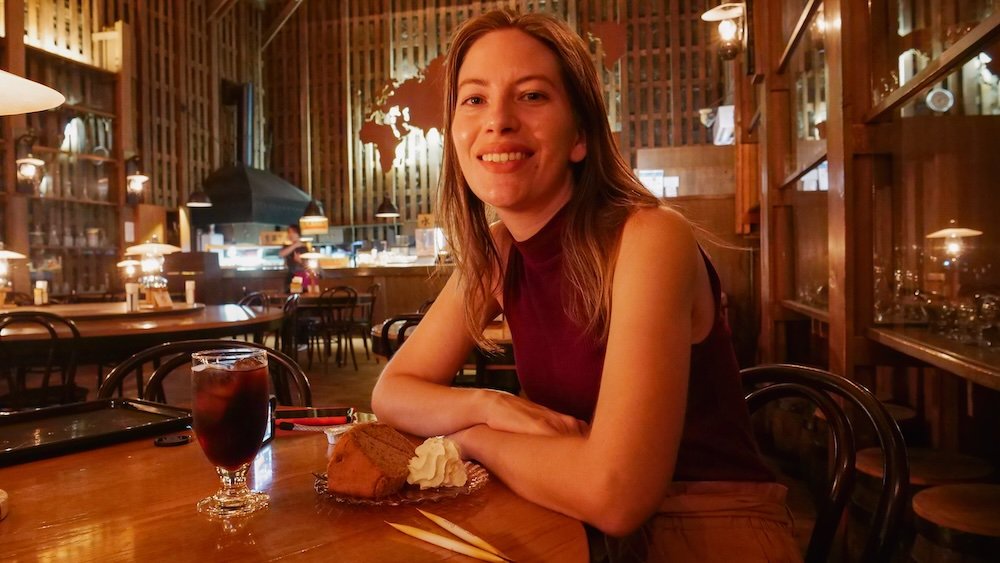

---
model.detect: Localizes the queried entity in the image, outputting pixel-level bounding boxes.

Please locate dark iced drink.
[192,354,269,470]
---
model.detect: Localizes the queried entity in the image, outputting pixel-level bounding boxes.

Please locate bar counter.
[174,262,451,321]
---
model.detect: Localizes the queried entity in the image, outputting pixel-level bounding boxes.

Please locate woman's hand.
[483,391,589,437]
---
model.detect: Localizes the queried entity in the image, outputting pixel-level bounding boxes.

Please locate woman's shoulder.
[621,205,696,246]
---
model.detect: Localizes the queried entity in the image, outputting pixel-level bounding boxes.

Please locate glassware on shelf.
[63,227,74,248]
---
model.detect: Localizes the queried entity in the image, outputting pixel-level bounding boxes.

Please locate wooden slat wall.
[269,0,704,240]
[128,0,262,209]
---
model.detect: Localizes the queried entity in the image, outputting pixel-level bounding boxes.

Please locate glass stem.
[215,463,252,505]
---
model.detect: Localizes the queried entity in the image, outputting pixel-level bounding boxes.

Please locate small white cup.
[185,280,196,305]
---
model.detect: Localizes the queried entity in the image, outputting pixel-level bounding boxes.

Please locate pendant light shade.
[186,188,213,208]
[300,199,329,235]
[375,196,400,219]
[0,70,65,115]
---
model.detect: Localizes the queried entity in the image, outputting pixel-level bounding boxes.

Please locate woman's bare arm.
[449,207,707,536]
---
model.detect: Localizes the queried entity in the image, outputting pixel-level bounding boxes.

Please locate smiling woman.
[371,8,801,563]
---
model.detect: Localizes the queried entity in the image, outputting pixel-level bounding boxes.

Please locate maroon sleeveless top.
[503,208,772,482]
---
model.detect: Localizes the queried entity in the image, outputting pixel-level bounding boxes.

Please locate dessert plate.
[314,461,488,506]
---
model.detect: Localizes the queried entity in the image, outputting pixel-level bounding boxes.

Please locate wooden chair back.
[741,364,909,563]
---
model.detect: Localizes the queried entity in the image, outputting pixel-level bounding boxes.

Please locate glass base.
[197,490,269,517]
[197,462,269,518]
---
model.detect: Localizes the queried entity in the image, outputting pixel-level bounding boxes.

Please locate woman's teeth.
[481,152,527,163]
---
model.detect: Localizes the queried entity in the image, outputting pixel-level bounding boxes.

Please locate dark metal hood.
[189,163,311,226]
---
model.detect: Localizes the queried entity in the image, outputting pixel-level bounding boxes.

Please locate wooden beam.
[262,0,305,51]
[207,0,238,23]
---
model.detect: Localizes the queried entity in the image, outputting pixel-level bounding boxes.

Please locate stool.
[850,448,993,562]
[911,484,1000,563]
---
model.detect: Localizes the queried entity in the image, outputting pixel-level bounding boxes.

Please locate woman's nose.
[485,99,518,133]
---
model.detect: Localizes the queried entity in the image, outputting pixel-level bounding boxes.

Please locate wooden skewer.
[417,508,514,561]
[386,522,506,562]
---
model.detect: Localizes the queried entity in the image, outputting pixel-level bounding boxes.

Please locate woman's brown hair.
[439,8,659,345]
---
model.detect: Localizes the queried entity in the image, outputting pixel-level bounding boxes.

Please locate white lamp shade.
[926,227,983,239]
[300,252,324,260]
[125,242,182,255]
[701,3,744,22]
[0,249,28,260]
[116,259,141,268]
[0,70,65,115]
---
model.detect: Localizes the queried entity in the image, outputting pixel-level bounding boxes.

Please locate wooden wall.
[264,0,727,238]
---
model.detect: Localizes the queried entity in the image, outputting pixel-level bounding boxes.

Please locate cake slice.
[326,422,416,498]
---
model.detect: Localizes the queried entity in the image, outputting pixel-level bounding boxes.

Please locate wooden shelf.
[868,326,1000,391]
[25,44,117,78]
[29,245,117,253]
[781,299,830,322]
[29,195,117,206]
[32,146,117,163]
[865,12,1000,122]
[61,103,116,120]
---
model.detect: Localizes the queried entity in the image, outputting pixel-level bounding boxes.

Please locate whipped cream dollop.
[407,436,468,490]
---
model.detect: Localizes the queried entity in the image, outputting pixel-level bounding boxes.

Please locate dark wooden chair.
[378,313,425,360]
[0,311,85,410]
[238,290,271,310]
[97,339,312,406]
[741,364,909,563]
[275,293,301,356]
[315,286,358,370]
[355,283,380,362]
[417,297,436,314]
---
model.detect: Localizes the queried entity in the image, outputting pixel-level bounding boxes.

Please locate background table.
[0,430,587,562]
[0,303,283,364]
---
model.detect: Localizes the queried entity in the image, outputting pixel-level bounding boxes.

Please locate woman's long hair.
[439,9,659,345]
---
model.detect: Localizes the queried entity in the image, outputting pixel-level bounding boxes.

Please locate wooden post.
[3,0,31,293]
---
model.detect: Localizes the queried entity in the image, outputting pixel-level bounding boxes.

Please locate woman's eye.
[461,95,485,105]
[522,91,547,101]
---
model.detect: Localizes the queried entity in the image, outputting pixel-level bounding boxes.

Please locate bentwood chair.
[741,364,909,563]
[315,286,358,370]
[0,311,85,410]
[238,290,271,310]
[379,313,425,360]
[274,293,301,357]
[354,283,380,362]
[97,339,312,406]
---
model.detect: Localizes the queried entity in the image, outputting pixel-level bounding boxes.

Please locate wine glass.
[192,349,270,517]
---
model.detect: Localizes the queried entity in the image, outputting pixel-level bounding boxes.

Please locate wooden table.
[0,431,587,562]
[0,303,284,363]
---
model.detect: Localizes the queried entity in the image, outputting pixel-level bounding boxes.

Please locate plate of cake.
[314,422,489,506]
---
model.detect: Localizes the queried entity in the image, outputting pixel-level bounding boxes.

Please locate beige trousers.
[602,481,803,563]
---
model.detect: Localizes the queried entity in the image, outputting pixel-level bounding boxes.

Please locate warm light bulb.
[18,162,38,178]
[946,240,962,256]
[128,176,148,194]
[125,264,136,277]
[141,254,162,273]
[0,260,8,278]
[307,258,319,270]
[718,19,739,41]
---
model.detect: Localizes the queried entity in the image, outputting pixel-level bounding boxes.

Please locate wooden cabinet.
[5,40,124,296]
[745,0,1000,459]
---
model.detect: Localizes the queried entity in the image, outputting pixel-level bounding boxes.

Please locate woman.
[372,9,800,562]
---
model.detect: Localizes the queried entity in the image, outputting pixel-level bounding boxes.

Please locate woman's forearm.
[456,425,669,536]
[371,372,499,437]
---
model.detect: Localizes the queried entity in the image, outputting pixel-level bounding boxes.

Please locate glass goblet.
[192,349,270,517]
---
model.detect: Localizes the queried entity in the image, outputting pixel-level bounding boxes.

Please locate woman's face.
[451,29,586,217]
[287,228,300,242]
